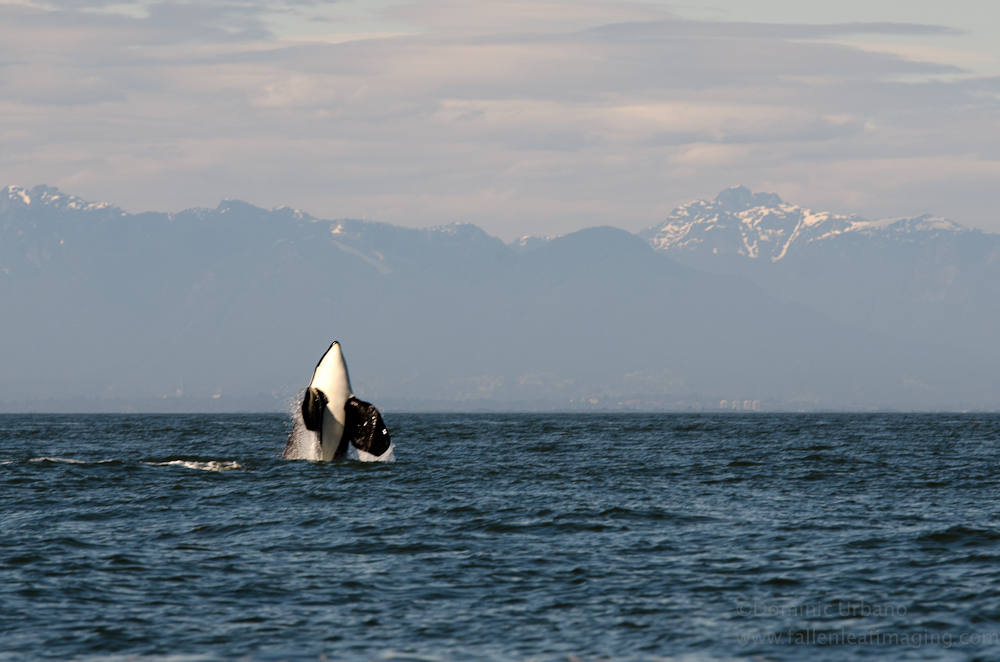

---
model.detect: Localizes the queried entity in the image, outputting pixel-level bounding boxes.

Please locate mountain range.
[637,186,1000,361]
[2,184,998,412]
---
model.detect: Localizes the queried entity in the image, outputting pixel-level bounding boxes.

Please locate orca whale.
[283,341,393,461]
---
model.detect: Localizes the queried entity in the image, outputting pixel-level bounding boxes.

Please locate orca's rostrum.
[284,341,393,462]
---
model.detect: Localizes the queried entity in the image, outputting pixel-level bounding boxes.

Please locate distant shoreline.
[2,400,997,415]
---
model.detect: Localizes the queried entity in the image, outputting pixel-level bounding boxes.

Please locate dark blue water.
[2,414,1000,662]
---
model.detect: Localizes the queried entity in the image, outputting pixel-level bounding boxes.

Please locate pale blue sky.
[2,0,999,239]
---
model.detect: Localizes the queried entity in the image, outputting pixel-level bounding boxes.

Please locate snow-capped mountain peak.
[2,185,117,214]
[640,186,970,261]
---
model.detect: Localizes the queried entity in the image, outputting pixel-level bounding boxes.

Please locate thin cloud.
[0,0,997,240]
[585,19,964,41]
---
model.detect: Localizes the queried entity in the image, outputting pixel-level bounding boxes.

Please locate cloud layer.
[1,0,998,239]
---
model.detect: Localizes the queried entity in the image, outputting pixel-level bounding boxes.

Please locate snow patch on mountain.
[508,235,555,254]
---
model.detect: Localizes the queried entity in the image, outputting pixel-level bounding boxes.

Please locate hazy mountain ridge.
[3,184,999,412]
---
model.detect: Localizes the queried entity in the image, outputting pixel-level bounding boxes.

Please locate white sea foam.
[25,457,241,471]
[145,460,243,472]
[347,443,396,463]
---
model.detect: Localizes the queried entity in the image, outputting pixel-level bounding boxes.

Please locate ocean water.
[2,413,1000,662]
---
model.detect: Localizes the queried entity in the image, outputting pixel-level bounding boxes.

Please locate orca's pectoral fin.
[343,396,391,457]
[301,387,329,433]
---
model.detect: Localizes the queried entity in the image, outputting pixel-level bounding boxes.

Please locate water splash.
[283,388,395,462]
[347,443,396,463]
[282,388,320,460]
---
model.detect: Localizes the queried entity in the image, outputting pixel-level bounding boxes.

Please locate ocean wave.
[58,654,748,662]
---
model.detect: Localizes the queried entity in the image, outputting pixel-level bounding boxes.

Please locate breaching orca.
[283,341,393,461]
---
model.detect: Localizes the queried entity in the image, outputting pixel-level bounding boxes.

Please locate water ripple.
[2,413,999,662]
